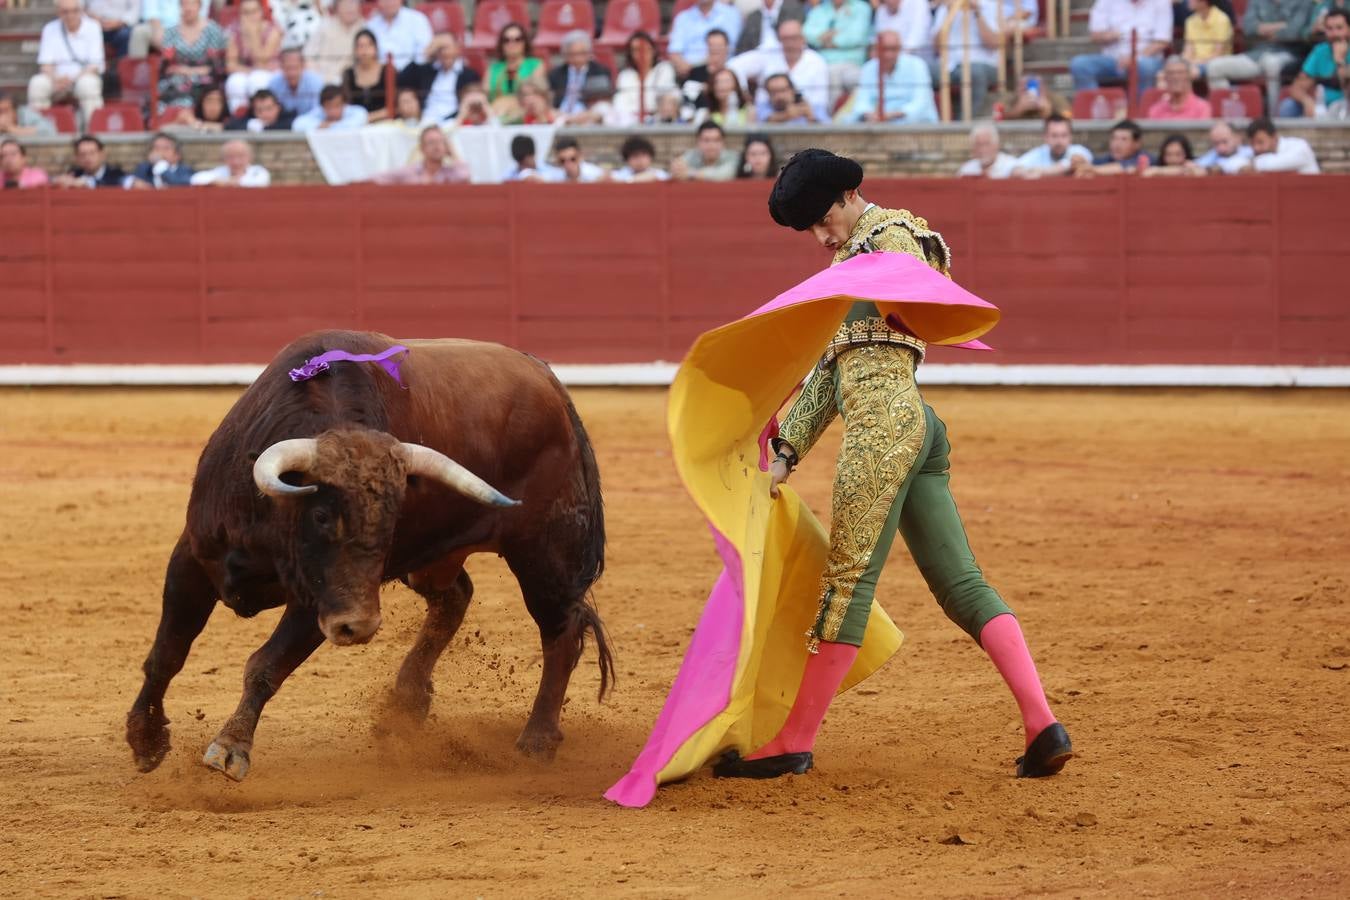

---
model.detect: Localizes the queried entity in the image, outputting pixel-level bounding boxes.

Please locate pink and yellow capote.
[604,252,1001,808]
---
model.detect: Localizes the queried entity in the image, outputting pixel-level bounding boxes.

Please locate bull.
[126,331,612,781]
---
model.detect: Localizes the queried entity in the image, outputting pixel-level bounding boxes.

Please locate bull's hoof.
[515,729,562,761]
[127,712,171,773]
[202,740,251,782]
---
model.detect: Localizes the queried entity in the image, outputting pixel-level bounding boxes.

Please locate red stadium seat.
[1209,85,1262,118]
[41,105,79,134]
[468,0,531,51]
[88,102,146,133]
[421,0,466,40]
[535,0,597,51]
[462,47,489,75]
[1071,87,1128,119]
[1136,86,1164,116]
[592,43,618,81]
[153,105,194,128]
[118,55,157,105]
[598,0,659,47]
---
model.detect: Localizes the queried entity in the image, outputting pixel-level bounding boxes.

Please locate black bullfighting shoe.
[1016,723,1074,778]
[712,749,814,779]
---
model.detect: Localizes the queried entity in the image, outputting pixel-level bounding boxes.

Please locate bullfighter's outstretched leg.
[384,562,474,726]
[202,602,324,782]
[127,534,218,773]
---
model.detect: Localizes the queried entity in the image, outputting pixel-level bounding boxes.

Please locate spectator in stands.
[454,83,498,126]
[668,0,743,78]
[1207,0,1317,112]
[156,0,226,115]
[744,20,830,121]
[509,80,559,124]
[292,82,369,131]
[996,74,1071,118]
[655,89,686,122]
[1012,113,1092,176]
[929,0,1002,117]
[736,132,778,178]
[1246,117,1321,172]
[553,136,606,183]
[224,0,283,113]
[1,139,50,189]
[803,0,873,103]
[614,31,679,125]
[54,135,126,188]
[501,134,562,181]
[874,0,932,61]
[696,68,754,124]
[845,29,938,123]
[225,87,296,130]
[272,0,325,52]
[683,28,733,113]
[343,30,389,120]
[385,86,423,127]
[1280,8,1349,115]
[1000,0,1042,35]
[671,120,740,181]
[737,0,805,59]
[1076,118,1153,174]
[176,84,228,130]
[486,23,545,112]
[1181,0,1233,77]
[365,0,432,70]
[1140,132,1197,174]
[269,47,322,115]
[130,0,180,58]
[1193,120,1254,172]
[86,0,138,59]
[28,0,106,124]
[403,33,480,125]
[957,121,1017,177]
[758,72,817,122]
[306,0,365,85]
[1146,55,1213,117]
[611,135,670,182]
[190,137,271,186]
[0,92,57,137]
[373,124,470,183]
[1309,0,1349,38]
[1069,0,1172,101]
[125,131,194,186]
[549,31,614,120]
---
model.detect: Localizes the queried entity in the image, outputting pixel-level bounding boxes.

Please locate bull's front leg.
[127,536,218,773]
[202,602,324,782]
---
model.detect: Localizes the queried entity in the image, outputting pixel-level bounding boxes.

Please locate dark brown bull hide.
[126,331,611,782]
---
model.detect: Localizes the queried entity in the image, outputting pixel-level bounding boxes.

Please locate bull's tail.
[563,395,613,701]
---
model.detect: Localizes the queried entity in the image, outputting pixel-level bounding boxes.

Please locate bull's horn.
[397,443,520,508]
[253,438,320,497]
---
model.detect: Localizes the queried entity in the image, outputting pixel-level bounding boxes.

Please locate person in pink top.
[1146,55,1212,119]
[1,139,50,189]
[372,126,472,185]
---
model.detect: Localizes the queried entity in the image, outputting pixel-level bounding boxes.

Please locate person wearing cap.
[712,148,1072,782]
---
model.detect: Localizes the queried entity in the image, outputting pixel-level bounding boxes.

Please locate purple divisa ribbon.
[288,344,410,388]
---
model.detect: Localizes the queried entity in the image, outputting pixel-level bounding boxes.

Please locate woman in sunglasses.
[487,23,545,109]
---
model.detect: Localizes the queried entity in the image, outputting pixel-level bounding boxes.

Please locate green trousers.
[823,402,1014,647]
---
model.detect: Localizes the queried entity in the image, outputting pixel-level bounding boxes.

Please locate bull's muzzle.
[320,610,382,646]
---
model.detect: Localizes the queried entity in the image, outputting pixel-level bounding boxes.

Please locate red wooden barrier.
[1,177,1346,367]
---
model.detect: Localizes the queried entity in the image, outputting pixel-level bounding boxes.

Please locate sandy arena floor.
[1,385,1348,898]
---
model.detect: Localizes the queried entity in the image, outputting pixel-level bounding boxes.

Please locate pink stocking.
[747,641,859,759]
[979,613,1057,748]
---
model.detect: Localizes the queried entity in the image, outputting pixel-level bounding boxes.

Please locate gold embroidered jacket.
[775,205,951,462]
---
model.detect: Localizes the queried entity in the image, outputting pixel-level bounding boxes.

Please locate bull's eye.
[311,507,332,529]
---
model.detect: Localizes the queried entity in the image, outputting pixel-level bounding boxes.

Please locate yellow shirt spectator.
[1184,2,1234,67]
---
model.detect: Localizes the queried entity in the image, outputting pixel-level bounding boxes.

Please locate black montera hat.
[767,149,864,231]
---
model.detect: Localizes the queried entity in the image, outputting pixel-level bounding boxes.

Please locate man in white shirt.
[667,0,744,77]
[1247,118,1321,174]
[730,19,830,121]
[610,135,671,182]
[554,137,606,183]
[366,0,432,70]
[874,0,933,61]
[28,0,106,122]
[1069,0,1172,100]
[957,122,1018,177]
[929,0,1001,117]
[1012,113,1093,176]
[844,29,937,123]
[190,139,273,187]
[1193,121,1255,174]
[292,84,371,132]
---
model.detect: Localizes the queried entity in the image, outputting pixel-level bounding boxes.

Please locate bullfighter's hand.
[769,458,790,499]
